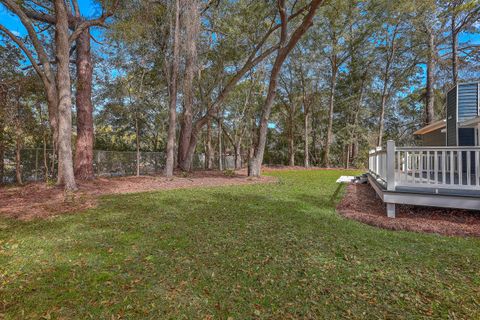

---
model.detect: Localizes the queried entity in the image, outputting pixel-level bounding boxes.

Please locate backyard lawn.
[1,170,479,319]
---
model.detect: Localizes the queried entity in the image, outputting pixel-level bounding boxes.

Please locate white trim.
[456,83,459,146]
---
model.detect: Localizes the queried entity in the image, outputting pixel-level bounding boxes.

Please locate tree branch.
[0,24,44,80]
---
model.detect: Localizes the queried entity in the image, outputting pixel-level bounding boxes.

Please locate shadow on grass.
[2,173,480,319]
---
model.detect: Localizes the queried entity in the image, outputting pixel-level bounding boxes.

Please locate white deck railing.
[368,141,480,191]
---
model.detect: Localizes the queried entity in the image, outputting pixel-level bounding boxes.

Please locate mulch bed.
[0,170,276,221]
[337,183,480,237]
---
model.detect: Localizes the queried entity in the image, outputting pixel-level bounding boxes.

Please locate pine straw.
[0,171,276,221]
[337,183,480,237]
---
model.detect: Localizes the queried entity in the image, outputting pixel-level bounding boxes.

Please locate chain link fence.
[1,148,239,184]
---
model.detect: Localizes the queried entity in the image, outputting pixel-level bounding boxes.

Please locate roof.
[413,119,446,135]
[458,116,480,128]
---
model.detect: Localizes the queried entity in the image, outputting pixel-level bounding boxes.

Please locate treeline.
[0,0,479,190]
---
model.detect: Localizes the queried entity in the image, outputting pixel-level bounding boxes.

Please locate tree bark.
[451,15,458,85]
[288,114,295,166]
[55,0,77,191]
[136,115,140,176]
[377,91,388,147]
[0,141,3,186]
[323,69,337,168]
[218,118,223,171]
[234,140,242,169]
[311,106,319,166]
[165,0,180,178]
[303,110,309,168]
[206,118,213,169]
[74,28,95,180]
[425,28,435,125]
[376,25,399,148]
[177,0,199,170]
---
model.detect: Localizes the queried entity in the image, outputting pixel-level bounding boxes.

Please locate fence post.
[386,140,395,191]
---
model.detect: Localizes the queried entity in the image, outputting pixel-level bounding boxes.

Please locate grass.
[1,170,479,319]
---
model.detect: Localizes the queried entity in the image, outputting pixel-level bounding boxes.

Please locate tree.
[0,0,117,189]
[165,0,181,178]
[249,0,324,177]
[177,0,200,170]
[176,0,312,171]
[442,0,480,84]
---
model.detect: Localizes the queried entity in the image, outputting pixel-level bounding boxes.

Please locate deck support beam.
[386,203,396,218]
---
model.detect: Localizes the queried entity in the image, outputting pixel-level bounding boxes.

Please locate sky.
[0,0,104,39]
[1,1,479,83]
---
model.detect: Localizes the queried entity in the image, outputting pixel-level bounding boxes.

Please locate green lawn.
[1,170,479,319]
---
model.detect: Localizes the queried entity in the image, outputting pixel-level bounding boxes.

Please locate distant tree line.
[0,0,479,189]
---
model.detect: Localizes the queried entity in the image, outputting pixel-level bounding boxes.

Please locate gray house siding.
[446,86,457,146]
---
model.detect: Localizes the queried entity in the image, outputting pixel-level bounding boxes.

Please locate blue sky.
[0,0,103,37]
[1,2,478,82]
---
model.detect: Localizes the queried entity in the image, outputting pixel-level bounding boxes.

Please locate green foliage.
[222,169,235,177]
[1,170,480,318]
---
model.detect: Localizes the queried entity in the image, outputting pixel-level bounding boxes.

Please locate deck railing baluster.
[476,151,479,186]
[442,151,446,185]
[467,150,472,186]
[369,146,480,190]
[458,151,463,185]
[450,151,454,186]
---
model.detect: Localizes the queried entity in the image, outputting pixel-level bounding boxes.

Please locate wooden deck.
[368,141,480,217]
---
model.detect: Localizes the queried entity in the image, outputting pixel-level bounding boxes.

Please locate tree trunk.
[249,62,282,176]
[451,16,458,85]
[136,116,140,176]
[218,119,223,171]
[350,74,365,166]
[15,136,22,185]
[425,29,435,125]
[165,0,180,178]
[288,119,295,166]
[311,108,319,166]
[177,0,199,170]
[206,118,213,169]
[377,92,388,147]
[323,70,337,168]
[249,0,323,177]
[303,109,309,168]
[344,144,349,169]
[0,142,3,186]
[43,135,49,181]
[234,140,242,169]
[55,0,77,191]
[247,117,256,176]
[74,28,95,180]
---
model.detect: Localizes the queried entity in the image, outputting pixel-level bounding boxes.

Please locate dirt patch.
[337,183,480,237]
[262,165,359,172]
[0,171,276,221]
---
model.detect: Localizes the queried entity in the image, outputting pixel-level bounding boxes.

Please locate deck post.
[386,203,396,218]
[386,140,395,191]
[386,140,396,218]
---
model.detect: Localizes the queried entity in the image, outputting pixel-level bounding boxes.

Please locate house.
[414,82,480,147]
[368,82,480,218]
